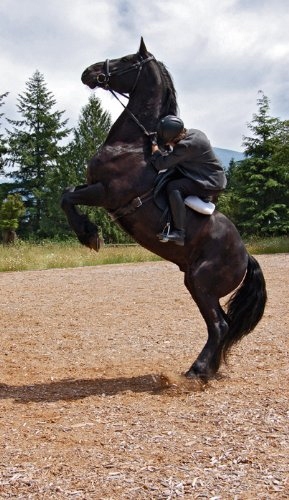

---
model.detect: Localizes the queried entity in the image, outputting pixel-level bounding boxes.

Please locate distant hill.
[214,147,244,169]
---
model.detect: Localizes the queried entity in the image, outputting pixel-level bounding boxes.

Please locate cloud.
[1,0,289,151]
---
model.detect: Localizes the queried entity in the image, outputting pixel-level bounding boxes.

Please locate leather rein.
[97,55,156,137]
[97,54,157,221]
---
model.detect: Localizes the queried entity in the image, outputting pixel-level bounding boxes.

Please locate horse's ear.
[139,37,148,56]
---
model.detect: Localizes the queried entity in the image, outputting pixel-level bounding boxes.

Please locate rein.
[108,88,154,137]
[99,54,157,220]
[98,55,156,137]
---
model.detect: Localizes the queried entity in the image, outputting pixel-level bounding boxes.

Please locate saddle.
[153,169,215,217]
[184,195,215,215]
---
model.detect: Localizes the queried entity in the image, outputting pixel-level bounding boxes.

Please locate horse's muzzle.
[81,67,97,88]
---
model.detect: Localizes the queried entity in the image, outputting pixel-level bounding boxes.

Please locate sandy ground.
[0,254,288,499]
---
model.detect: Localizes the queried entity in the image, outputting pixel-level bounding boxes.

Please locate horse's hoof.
[89,234,102,252]
[77,233,101,252]
[184,368,209,383]
[185,369,200,380]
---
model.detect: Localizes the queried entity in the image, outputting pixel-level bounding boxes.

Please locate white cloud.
[1,0,289,151]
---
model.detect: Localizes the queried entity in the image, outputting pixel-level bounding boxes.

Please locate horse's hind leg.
[184,270,229,380]
[61,183,106,251]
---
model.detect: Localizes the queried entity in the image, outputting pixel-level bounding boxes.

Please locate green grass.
[0,237,288,272]
[0,240,161,272]
[245,236,289,255]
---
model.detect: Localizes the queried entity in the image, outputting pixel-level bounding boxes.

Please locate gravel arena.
[0,254,288,499]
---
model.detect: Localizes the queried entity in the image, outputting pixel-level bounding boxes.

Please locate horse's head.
[81,38,154,95]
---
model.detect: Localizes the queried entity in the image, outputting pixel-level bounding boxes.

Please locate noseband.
[96,54,156,137]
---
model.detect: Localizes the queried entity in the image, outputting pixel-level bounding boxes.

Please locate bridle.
[96,54,157,218]
[96,54,156,136]
[96,54,155,93]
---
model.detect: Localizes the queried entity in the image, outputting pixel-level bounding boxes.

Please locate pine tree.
[64,95,132,243]
[217,159,242,224]
[232,91,289,236]
[0,92,8,174]
[0,193,25,244]
[64,94,111,183]
[5,71,71,236]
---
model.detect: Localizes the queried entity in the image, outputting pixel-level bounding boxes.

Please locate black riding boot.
[159,190,186,246]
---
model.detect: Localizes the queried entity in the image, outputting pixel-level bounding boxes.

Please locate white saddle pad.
[184,195,215,215]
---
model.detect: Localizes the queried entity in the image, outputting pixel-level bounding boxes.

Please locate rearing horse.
[61,38,267,381]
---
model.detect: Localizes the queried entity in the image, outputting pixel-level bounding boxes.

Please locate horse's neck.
[106,69,164,144]
[105,112,139,144]
[128,72,164,129]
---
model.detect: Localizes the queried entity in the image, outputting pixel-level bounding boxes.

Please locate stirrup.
[157,222,170,242]
[165,230,185,246]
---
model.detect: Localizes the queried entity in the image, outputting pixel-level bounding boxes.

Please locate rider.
[150,115,227,246]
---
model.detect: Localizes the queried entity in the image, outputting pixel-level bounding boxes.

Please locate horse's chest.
[87,147,144,185]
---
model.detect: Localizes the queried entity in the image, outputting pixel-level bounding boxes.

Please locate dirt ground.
[0,254,288,499]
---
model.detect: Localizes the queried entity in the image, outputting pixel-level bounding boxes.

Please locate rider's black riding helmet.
[157,115,184,144]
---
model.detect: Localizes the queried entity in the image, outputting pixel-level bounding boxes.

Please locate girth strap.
[109,190,154,221]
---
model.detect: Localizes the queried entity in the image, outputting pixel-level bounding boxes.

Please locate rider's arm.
[151,142,191,172]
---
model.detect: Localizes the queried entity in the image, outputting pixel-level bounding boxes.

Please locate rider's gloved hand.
[148,132,158,145]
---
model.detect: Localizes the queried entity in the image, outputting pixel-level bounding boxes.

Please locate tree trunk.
[2,229,17,245]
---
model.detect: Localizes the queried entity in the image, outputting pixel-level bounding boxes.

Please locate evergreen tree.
[5,71,71,237]
[231,91,289,236]
[0,193,25,244]
[65,95,132,243]
[67,94,111,181]
[269,118,289,233]
[0,92,8,174]
[217,159,242,224]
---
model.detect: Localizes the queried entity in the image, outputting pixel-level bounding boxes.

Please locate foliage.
[2,75,289,242]
[64,95,132,243]
[66,94,111,181]
[225,91,289,236]
[217,159,242,224]
[4,70,71,237]
[0,193,25,231]
[0,92,9,174]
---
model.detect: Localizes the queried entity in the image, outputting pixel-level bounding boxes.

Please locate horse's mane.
[105,57,179,142]
[157,61,178,117]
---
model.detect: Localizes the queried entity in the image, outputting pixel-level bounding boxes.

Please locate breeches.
[166,178,222,201]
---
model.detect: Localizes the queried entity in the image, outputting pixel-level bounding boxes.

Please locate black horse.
[61,38,267,381]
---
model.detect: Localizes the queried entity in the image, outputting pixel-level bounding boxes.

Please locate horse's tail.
[223,254,267,359]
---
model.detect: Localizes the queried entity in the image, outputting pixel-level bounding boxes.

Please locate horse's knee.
[60,188,74,210]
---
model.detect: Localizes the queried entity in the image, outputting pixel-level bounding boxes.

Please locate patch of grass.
[0,240,161,272]
[0,237,288,273]
[246,236,289,255]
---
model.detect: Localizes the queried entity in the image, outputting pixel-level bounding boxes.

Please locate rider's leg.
[158,178,192,245]
[164,189,186,245]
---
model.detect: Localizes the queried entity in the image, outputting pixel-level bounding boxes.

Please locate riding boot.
[164,190,186,246]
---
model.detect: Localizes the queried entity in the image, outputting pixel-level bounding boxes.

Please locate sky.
[1,0,289,152]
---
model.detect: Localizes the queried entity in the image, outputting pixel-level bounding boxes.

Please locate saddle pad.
[184,195,215,215]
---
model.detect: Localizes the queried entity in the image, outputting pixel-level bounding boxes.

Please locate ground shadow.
[0,373,175,403]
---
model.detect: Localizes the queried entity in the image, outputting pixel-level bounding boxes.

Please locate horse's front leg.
[61,183,106,251]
